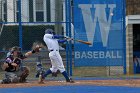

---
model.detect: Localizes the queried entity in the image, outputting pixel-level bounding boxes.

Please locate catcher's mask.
[11,46,21,56]
[45,29,55,35]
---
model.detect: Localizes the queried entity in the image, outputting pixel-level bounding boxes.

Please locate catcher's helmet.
[10,46,21,55]
[45,29,55,35]
[11,46,21,52]
[10,46,22,57]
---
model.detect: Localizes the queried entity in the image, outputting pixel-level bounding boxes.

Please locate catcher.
[1,45,40,84]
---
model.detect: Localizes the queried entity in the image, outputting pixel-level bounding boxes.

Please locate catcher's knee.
[22,67,30,74]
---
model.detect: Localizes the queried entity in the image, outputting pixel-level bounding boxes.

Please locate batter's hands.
[67,38,73,41]
[64,36,69,39]
[64,36,73,41]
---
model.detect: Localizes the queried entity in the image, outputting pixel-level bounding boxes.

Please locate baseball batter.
[41,29,74,83]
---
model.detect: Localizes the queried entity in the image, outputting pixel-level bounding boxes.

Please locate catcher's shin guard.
[19,67,29,83]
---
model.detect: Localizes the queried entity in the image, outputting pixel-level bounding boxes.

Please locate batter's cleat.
[38,74,45,84]
[66,78,75,83]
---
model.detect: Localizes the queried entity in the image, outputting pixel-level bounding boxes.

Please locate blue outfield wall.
[74,0,125,66]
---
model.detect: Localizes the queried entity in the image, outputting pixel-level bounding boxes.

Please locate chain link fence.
[0,0,69,80]
[0,0,139,80]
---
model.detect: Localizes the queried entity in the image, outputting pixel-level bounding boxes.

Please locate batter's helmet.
[45,29,55,35]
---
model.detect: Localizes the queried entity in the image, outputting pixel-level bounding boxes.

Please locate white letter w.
[78,4,116,47]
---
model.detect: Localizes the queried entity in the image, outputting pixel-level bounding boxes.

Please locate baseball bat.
[74,39,92,45]
[66,37,92,45]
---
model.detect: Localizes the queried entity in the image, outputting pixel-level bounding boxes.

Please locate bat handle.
[64,36,70,39]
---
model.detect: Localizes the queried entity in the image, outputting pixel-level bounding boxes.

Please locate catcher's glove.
[32,45,41,53]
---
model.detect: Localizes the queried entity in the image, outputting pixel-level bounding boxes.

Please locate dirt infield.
[0,79,140,88]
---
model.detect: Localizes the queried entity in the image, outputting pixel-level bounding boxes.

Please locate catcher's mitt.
[32,45,41,53]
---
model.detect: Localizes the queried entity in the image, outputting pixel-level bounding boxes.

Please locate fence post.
[68,0,72,76]
[123,0,126,74]
[65,0,69,75]
[18,0,23,48]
